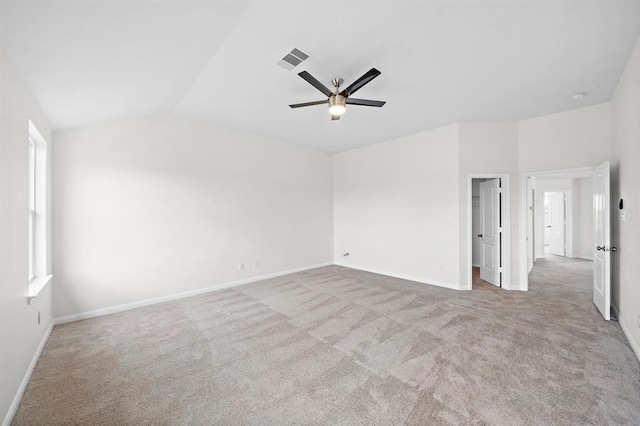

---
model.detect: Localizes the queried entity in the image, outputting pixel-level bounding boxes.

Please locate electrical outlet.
[238,262,244,271]
[253,260,259,268]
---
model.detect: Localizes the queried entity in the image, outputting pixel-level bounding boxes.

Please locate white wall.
[611,37,640,357]
[575,178,594,260]
[333,125,461,289]
[333,122,520,291]
[458,122,520,290]
[519,103,611,173]
[53,115,333,318]
[0,49,54,424]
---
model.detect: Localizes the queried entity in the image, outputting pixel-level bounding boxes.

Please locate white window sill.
[27,275,53,305]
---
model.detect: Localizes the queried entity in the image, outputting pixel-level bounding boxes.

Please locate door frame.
[528,183,535,272]
[520,166,595,291]
[466,174,511,291]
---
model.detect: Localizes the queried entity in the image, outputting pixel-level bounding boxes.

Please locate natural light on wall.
[27,119,51,304]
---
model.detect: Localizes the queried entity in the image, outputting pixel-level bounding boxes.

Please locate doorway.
[467,174,511,290]
[520,164,609,320]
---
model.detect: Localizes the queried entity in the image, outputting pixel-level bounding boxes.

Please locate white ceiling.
[1,0,639,153]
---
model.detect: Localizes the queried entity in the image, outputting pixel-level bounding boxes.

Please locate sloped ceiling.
[1,0,639,153]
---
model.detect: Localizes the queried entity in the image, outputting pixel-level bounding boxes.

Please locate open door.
[479,179,500,286]
[593,161,611,320]
[547,192,566,256]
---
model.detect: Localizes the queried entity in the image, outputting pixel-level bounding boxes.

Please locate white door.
[548,192,566,256]
[479,179,500,286]
[593,161,611,321]
[472,197,482,267]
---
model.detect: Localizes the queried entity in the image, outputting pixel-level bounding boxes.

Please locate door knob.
[596,246,605,251]
[611,247,617,252]
[477,234,483,238]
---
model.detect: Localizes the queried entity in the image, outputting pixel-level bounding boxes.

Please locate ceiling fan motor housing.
[330,94,346,108]
[329,94,347,115]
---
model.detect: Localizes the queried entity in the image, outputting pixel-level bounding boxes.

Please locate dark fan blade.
[298,71,333,97]
[346,98,386,107]
[331,114,341,121]
[339,68,381,97]
[289,100,328,108]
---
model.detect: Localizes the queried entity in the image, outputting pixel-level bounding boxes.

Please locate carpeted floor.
[13,258,640,425]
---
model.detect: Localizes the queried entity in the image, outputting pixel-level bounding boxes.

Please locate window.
[27,120,51,303]
[28,136,36,280]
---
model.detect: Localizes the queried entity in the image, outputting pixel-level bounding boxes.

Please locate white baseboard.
[612,304,640,364]
[54,262,333,325]
[333,262,461,290]
[3,322,54,426]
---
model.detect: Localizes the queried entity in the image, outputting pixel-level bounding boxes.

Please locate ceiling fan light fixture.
[288,68,385,120]
[329,94,346,115]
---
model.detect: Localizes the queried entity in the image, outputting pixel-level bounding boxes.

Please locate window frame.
[27,120,52,303]
[28,136,36,281]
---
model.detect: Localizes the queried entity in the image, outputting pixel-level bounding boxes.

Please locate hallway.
[529,255,593,302]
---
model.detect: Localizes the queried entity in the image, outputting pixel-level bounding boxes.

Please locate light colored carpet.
[13,258,640,425]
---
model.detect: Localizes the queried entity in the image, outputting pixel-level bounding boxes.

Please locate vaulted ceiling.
[1,0,639,153]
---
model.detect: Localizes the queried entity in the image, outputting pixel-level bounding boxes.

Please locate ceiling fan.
[289,68,386,120]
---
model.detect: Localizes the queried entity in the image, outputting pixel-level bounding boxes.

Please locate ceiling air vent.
[277,47,309,71]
